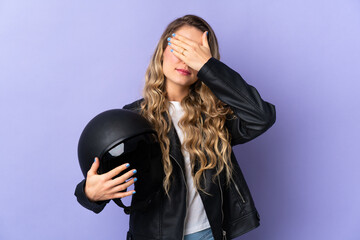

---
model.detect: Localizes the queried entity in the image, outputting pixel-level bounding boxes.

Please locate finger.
[88,157,100,176]
[109,177,137,194]
[168,42,186,55]
[170,48,186,62]
[172,33,197,48]
[168,36,192,50]
[111,189,136,199]
[110,168,137,187]
[105,162,131,180]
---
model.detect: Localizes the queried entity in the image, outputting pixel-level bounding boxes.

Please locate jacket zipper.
[170,154,188,240]
[217,175,227,240]
[231,178,246,203]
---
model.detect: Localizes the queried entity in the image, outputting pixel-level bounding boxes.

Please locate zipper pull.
[223,230,227,239]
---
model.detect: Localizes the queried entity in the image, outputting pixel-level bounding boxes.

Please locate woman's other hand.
[84,157,137,202]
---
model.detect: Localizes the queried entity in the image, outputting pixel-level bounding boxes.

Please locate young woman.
[75,14,276,240]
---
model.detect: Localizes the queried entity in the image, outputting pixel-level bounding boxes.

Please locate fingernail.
[167,37,171,41]
[126,163,130,168]
[170,49,173,52]
[206,31,208,35]
[133,169,137,174]
[134,177,137,182]
[168,42,171,46]
[172,33,175,37]
[132,191,136,195]
[94,157,96,162]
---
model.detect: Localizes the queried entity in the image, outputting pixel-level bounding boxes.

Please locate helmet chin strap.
[113,189,162,215]
[111,140,164,215]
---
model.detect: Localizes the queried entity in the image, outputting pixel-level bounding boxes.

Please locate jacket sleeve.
[197,57,276,145]
[74,179,110,214]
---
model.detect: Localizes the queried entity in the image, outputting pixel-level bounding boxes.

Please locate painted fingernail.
[172,33,175,37]
[206,31,208,35]
[170,49,173,52]
[168,42,171,45]
[133,169,137,174]
[94,157,96,162]
[126,163,130,168]
[132,191,136,195]
[134,177,137,182]
[167,37,171,41]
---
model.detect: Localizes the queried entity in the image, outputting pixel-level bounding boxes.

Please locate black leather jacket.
[74,57,276,240]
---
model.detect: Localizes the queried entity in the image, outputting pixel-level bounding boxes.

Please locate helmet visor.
[99,133,159,179]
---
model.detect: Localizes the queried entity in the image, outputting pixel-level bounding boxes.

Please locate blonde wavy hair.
[139,14,236,196]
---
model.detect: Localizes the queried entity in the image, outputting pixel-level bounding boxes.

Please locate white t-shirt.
[169,101,211,235]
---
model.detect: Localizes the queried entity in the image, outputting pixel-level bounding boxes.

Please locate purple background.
[0,1,359,239]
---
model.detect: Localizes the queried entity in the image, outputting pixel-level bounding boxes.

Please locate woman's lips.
[176,69,191,75]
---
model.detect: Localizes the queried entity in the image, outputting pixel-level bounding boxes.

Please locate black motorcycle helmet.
[77,109,164,214]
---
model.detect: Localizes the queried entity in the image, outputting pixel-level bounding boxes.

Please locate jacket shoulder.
[122,98,144,111]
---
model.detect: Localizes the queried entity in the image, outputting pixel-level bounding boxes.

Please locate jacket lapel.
[163,112,186,171]
[166,111,207,174]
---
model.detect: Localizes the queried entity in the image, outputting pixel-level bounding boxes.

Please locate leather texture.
[74,57,276,240]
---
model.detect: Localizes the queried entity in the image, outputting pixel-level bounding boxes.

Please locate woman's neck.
[166,79,189,102]
[167,91,188,102]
